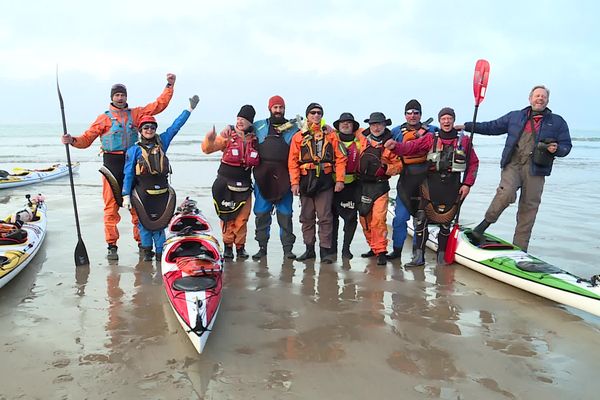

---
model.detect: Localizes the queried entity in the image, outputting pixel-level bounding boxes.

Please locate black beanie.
[305,102,324,116]
[405,99,422,113]
[438,107,456,120]
[237,104,256,123]
[110,84,127,98]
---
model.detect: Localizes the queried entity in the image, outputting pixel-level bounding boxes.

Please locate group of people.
[61,75,572,267]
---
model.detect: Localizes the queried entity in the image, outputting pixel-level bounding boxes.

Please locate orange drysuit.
[71,86,174,245]
[357,132,403,255]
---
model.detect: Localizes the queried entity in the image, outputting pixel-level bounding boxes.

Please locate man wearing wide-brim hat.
[356,112,403,266]
[331,112,364,260]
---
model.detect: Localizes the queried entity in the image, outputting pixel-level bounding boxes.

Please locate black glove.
[189,95,199,110]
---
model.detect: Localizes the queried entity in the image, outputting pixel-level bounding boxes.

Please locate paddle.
[56,70,90,267]
[445,59,490,264]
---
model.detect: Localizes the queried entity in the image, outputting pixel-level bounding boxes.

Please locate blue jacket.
[122,109,190,195]
[465,107,571,176]
[254,118,298,144]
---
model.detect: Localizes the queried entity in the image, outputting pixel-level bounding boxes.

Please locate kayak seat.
[171,216,210,233]
[0,228,28,245]
[465,231,516,250]
[172,275,217,292]
[0,255,9,266]
[166,240,219,263]
[516,261,562,274]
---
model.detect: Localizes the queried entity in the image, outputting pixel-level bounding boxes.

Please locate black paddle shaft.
[57,75,90,266]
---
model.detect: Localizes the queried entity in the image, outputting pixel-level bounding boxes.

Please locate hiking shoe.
[223,245,234,260]
[237,246,249,259]
[252,246,267,261]
[107,244,118,260]
[361,249,375,258]
[377,253,387,266]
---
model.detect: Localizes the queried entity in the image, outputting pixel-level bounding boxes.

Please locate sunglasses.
[405,110,421,116]
[141,124,157,131]
[309,110,323,115]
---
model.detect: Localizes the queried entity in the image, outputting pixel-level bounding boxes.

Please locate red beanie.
[268,95,285,110]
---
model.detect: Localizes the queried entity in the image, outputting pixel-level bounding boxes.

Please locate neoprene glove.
[122,195,131,210]
[189,95,199,110]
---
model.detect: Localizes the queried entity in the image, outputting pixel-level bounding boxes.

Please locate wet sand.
[1,161,600,400]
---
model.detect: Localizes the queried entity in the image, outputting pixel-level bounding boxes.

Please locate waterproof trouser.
[332,206,358,251]
[139,223,166,255]
[253,186,295,248]
[483,161,545,251]
[221,197,252,247]
[299,189,334,248]
[103,176,140,245]
[359,193,389,255]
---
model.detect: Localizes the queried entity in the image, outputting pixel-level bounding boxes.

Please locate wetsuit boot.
[107,244,118,261]
[404,249,425,267]
[143,247,155,262]
[236,245,249,259]
[377,253,387,266]
[283,245,296,260]
[252,245,267,261]
[320,247,335,264]
[296,244,316,261]
[223,245,234,260]
[361,249,375,258]
[386,247,402,261]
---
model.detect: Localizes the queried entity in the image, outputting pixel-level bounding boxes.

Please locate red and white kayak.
[161,198,223,353]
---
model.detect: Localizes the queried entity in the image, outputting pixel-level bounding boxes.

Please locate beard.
[269,112,287,125]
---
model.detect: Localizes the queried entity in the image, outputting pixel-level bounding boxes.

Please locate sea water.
[1,122,599,279]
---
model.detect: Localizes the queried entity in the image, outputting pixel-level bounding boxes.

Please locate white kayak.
[388,200,600,316]
[0,163,79,189]
[0,195,47,288]
[161,198,223,353]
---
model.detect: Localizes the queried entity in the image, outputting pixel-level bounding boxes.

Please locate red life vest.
[221,133,260,168]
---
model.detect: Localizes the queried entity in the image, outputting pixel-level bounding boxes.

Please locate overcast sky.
[1,0,598,131]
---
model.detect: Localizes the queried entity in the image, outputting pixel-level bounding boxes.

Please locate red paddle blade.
[473,59,490,106]
[444,224,460,264]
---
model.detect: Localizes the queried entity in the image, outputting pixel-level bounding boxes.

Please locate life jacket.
[338,136,361,184]
[298,128,335,176]
[427,131,467,174]
[101,109,138,152]
[135,136,170,178]
[221,133,260,168]
[359,132,390,182]
[401,123,429,165]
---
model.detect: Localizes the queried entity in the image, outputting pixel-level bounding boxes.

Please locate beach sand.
[1,160,600,400]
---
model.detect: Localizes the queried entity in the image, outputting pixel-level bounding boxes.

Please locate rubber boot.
[320,247,335,264]
[471,219,490,245]
[236,245,249,259]
[361,249,375,258]
[436,251,447,266]
[386,247,402,260]
[107,244,119,261]
[376,252,387,266]
[223,245,234,260]
[296,244,316,261]
[283,245,296,260]
[404,249,425,267]
[252,245,267,261]
[143,247,154,262]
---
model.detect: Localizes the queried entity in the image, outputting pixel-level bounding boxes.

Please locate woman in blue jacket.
[122,95,199,261]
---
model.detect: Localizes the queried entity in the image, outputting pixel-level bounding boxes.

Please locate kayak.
[388,200,600,317]
[0,195,47,289]
[0,163,79,189]
[161,198,223,353]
